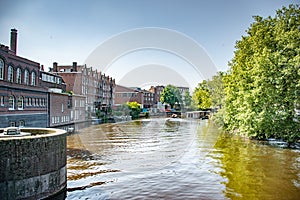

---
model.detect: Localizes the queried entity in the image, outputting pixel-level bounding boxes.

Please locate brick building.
[48,91,85,127]
[142,89,154,109]
[40,68,66,91]
[114,85,144,106]
[50,62,115,118]
[0,29,48,128]
[148,85,189,110]
[0,29,86,128]
[149,85,165,105]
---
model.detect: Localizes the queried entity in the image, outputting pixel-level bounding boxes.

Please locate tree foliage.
[183,90,192,111]
[207,72,225,108]
[126,101,141,120]
[192,80,212,110]
[160,85,182,109]
[222,4,300,142]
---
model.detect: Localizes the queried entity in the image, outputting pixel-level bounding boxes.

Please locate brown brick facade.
[114,85,144,105]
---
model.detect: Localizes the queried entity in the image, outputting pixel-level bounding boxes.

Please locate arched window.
[8,65,13,82]
[24,69,29,85]
[18,96,24,110]
[0,59,4,80]
[16,68,22,84]
[31,71,36,86]
[8,96,15,110]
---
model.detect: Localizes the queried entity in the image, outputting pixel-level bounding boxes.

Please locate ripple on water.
[66,119,300,200]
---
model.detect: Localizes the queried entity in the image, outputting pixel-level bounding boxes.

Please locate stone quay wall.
[0,128,67,200]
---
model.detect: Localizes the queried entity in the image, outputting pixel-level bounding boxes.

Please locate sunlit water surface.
[66,118,300,199]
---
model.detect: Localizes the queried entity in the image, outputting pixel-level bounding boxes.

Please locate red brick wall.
[114,85,143,105]
[49,92,71,127]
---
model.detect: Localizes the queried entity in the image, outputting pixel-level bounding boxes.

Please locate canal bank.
[66,118,300,199]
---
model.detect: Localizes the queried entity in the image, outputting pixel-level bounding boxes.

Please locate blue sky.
[0,0,298,89]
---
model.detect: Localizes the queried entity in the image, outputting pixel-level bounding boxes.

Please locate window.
[31,71,36,86]
[18,96,24,110]
[24,70,29,85]
[62,103,64,112]
[16,68,22,84]
[10,121,16,127]
[0,59,4,80]
[8,96,15,110]
[8,65,13,82]
[0,96,4,106]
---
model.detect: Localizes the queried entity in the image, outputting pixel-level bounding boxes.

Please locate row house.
[50,62,115,118]
[99,74,115,114]
[142,89,155,109]
[149,85,165,105]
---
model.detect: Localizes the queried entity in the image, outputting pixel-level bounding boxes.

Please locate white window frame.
[17,96,24,110]
[24,69,29,85]
[31,71,36,86]
[16,68,22,84]
[8,65,13,82]
[8,96,15,110]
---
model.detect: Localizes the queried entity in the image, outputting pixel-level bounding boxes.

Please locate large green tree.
[192,80,212,110]
[223,4,300,142]
[160,85,182,109]
[207,72,225,109]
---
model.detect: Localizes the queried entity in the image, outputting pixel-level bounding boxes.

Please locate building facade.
[48,91,86,127]
[148,85,189,110]
[40,69,66,91]
[149,85,165,105]
[0,29,48,128]
[0,29,87,128]
[114,85,144,106]
[50,62,115,118]
[142,89,154,109]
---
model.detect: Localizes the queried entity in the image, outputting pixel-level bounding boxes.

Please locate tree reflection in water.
[204,122,300,200]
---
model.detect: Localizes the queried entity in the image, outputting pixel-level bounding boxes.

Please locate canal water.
[66,118,300,199]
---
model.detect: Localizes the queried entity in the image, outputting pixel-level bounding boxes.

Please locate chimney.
[72,62,77,72]
[10,29,17,54]
[40,65,44,71]
[53,62,58,72]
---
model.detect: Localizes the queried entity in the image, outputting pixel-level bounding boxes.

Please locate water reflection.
[206,123,300,200]
[66,119,300,199]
